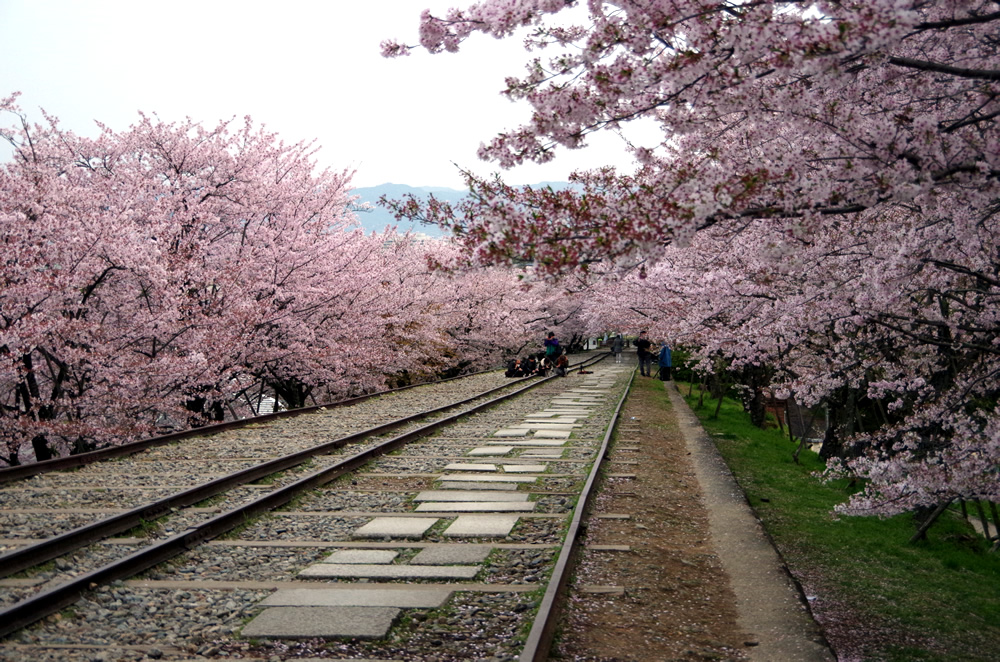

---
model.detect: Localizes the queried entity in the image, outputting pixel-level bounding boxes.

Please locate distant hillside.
[349,184,467,237]
[349,182,577,237]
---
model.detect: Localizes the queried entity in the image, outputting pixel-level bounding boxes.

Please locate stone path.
[239,370,622,641]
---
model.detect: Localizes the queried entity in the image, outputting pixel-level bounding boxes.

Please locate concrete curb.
[665,383,836,662]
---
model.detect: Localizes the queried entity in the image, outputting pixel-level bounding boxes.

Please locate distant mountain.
[349,181,578,237]
[349,184,468,237]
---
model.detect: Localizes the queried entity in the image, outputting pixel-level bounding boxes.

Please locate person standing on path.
[611,333,624,363]
[658,341,672,381]
[544,331,561,360]
[635,330,653,377]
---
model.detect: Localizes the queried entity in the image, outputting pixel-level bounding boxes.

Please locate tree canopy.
[385,1,1000,519]
[0,95,574,465]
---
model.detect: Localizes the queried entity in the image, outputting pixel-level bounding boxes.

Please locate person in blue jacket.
[658,341,672,381]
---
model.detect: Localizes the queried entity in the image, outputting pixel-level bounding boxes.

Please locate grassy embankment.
[673,381,1000,662]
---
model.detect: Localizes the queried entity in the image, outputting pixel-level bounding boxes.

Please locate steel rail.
[0,367,501,484]
[0,365,563,579]
[0,353,609,640]
[520,360,633,662]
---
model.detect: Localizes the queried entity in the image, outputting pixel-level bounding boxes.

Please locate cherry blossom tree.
[0,94,574,464]
[386,2,1000,525]
[578,205,1000,521]
[386,2,999,273]
[0,95,363,463]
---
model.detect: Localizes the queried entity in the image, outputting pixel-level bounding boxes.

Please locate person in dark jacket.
[635,330,653,377]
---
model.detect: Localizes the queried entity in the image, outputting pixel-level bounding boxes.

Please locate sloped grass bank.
[680,385,1000,662]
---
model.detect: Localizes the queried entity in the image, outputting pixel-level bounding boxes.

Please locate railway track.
[0,353,633,662]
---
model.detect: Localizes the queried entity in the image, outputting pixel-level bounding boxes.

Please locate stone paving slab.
[509,423,579,430]
[322,549,399,564]
[438,473,537,483]
[411,544,492,565]
[415,501,535,513]
[532,429,572,439]
[521,450,564,458]
[494,428,531,437]
[443,514,520,537]
[299,564,480,579]
[524,417,579,423]
[261,587,453,608]
[437,481,519,490]
[501,464,547,473]
[443,463,497,472]
[415,490,528,502]
[468,446,513,456]
[352,517,439,539]
[241,606,399,639]
[487,439,567,447]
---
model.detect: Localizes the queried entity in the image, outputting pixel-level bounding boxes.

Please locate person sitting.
[505,358,523,378]
[522,356,538,375]
[555,353,569,377]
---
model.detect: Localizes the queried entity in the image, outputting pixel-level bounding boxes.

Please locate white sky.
[0,0,651,189]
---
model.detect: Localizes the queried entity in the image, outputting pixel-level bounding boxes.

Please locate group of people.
[506,330,673,381]
[611,331,672,380]
[505,331,570,378]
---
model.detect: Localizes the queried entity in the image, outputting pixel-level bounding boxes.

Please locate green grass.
[681,384,1000,662]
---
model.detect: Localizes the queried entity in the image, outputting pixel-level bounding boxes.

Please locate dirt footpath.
[553,376,834,662]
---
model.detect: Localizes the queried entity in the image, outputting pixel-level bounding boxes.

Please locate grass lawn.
[679,383,1000,662]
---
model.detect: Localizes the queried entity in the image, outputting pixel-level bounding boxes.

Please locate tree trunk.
[31,434,54,462]
[909,499,953,543]
[989,502,1000,546]
[747,390,766,428]
[974,500,991,542]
